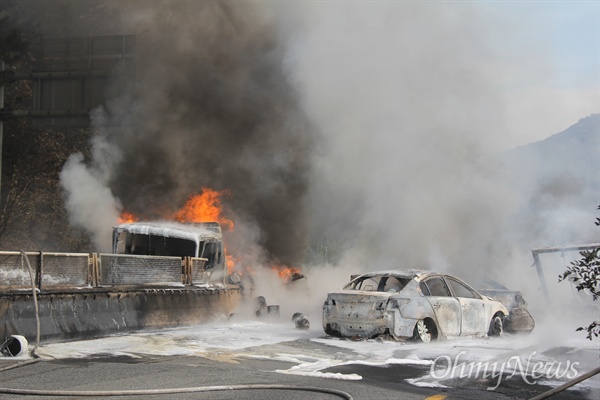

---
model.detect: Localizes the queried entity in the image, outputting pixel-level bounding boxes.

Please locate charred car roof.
[351,269,447,281]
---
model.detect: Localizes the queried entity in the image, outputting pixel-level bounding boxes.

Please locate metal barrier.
[0,252,229,290]
[39,252,91,289]
[0,252,241,342]
[0,251,91,290]
[97,254,183,286]
[0,252,40,289]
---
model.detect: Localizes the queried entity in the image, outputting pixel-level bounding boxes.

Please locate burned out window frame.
[379,276,410,292]
[344,275,411,293]
[200,239,223,270]
[421,276,451,297]
[116,232,197,258]
[344,276,380,291]
[444,277,481,299]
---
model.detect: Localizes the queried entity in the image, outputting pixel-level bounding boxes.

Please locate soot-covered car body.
[478,280,535,334]
[322,270,508,342]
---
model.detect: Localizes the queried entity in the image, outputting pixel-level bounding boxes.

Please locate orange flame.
[226,254,237,274]
[272,265,303,283]
[118,188,234,229]
[118,212,138,224]
[117,188,302,285]
[173,188,234,230]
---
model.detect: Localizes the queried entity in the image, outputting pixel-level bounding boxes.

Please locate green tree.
[558,206,600,339]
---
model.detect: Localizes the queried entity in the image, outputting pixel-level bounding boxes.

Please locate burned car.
[323,270,508,342]
[478,280,535,334]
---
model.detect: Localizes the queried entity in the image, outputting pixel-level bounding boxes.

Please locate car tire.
[488,314,504,337]
[324,324,340,337]
[413,319,435,343]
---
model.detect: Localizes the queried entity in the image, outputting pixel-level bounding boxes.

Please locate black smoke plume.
[60,1,314,264]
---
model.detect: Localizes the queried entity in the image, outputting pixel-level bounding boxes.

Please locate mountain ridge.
[503,113,599,247]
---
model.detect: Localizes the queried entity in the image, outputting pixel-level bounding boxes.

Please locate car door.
[421,276,461,337]
[445,276,487,336]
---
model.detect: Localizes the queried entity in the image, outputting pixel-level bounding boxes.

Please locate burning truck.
[0,221,242,344]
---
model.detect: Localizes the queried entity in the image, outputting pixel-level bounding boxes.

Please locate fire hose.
[0,251,41,358]
[528,365,600,400]
[0,384,354,398]
[20,250,41,357]
[0,252,42,371]
[0,251,41,356]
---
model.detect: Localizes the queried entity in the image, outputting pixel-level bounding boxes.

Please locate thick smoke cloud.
[280,3,598,331]
[28,0,597,333]
[114,2,314,266]
[282,2,520,282]
[60,1,315,263]
[52,1,596,288]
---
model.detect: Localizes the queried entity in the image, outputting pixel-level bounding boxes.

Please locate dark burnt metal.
[292,313,310,330]
[254,296,267,317]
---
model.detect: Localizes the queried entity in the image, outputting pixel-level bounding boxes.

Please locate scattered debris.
[267,305,280,319]
[292,312,310,330]
[254,296,267,317]
[0,335,28,357]
[230,296,280,320]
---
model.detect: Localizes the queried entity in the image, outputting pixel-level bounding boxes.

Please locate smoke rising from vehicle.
[60,152,120,251]
[287,2,518,278]
[57,1,315,263]
[48,1,597,329]
[276,2,599,326]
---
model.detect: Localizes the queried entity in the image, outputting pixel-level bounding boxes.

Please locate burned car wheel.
[488,314,504,337]
[413,319,436,343]
[324,324,341,337]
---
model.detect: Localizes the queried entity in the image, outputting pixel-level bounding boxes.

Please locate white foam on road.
[33,319,600,391]
[37,319,315,359]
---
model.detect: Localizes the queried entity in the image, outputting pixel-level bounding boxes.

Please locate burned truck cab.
[112,221,226,278]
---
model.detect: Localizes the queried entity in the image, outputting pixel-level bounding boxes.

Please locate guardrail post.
[182,257,189,285]
[37,251,43,291]
[89,253,99,287]
[95,253,100,287]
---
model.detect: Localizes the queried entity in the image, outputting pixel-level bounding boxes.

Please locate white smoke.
[59,153,120,252]
[59,109,123,252]
[281,2,519,279]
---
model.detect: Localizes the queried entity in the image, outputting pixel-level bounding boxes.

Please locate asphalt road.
[0,339,593,400]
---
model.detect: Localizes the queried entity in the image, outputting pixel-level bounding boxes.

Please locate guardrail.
[0,251,216,290]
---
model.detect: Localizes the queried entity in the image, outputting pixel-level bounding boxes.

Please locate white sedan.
[322,270,508,342]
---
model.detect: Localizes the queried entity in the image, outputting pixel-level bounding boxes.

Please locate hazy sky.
[477,0,599,148]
